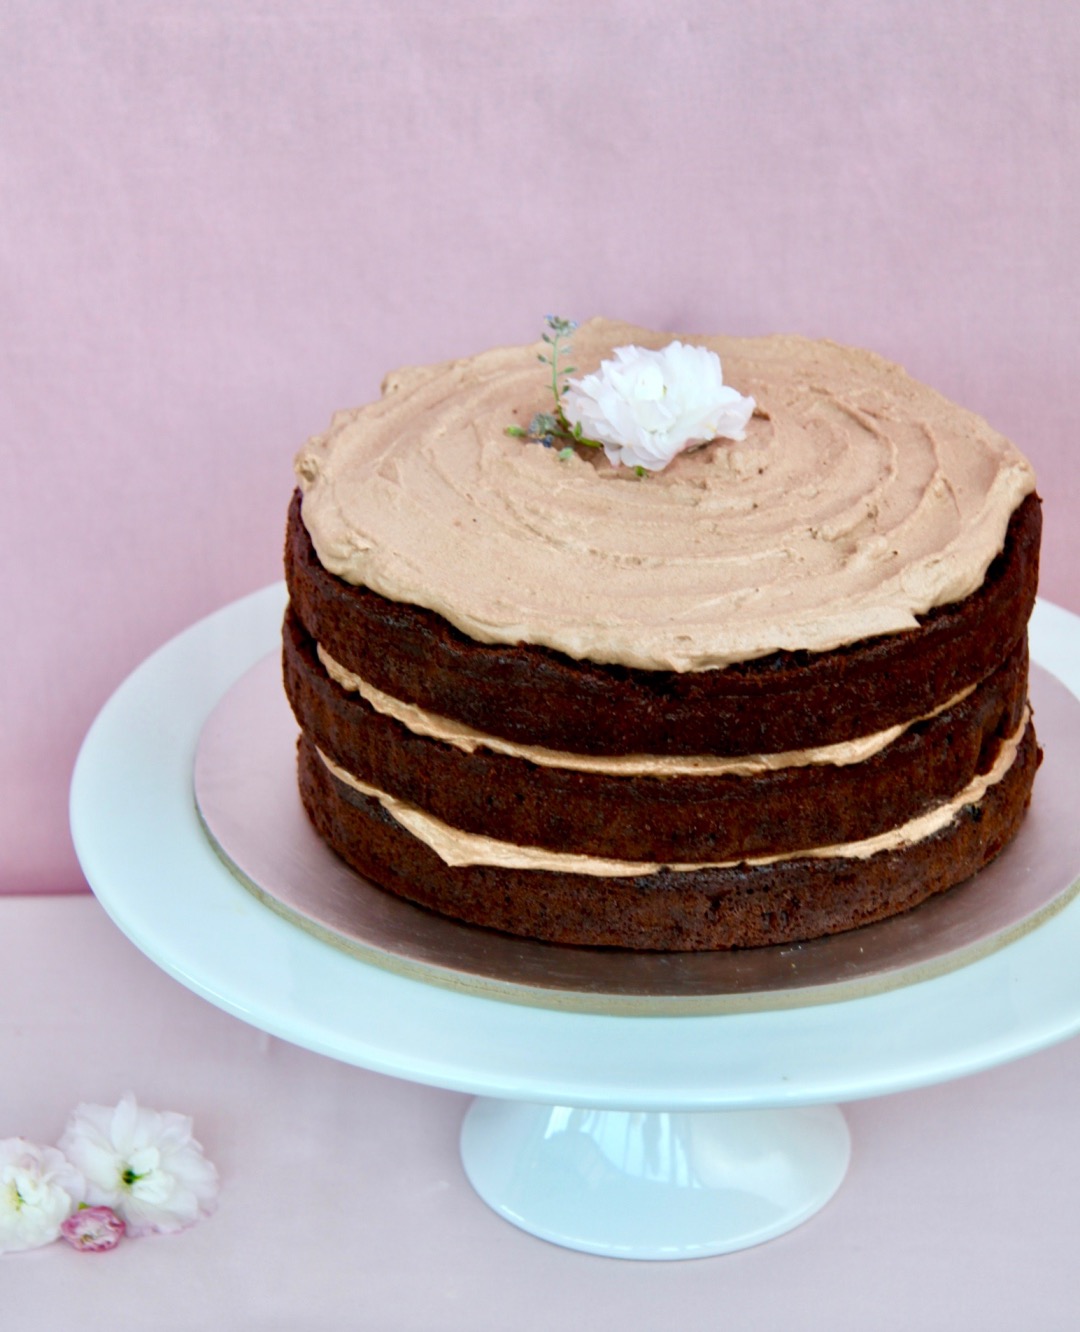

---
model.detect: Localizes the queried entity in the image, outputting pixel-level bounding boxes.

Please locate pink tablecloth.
[3,894,1078,1330]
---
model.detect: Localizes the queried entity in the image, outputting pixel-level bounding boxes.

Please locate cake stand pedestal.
[70,585,1080,1260]
[459,1100,850,1258]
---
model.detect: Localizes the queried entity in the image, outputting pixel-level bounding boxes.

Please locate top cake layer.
[294,319,1036,672]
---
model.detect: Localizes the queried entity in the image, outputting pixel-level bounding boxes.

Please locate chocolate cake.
[283,320,1041,950]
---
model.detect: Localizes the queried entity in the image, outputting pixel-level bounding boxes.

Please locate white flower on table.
[561,340,755,472]
[0,1138,86,1253]
[59,1092,218,1237]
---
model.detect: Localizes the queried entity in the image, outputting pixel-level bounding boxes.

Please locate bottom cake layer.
[295,722,1042,951]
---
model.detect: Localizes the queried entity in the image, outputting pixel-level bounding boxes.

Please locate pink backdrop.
[4,1,1079,893]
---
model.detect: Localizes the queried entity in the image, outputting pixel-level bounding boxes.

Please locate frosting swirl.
[295,320,1036,672]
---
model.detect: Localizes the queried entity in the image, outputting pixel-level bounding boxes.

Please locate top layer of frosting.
[294,319,1036,672]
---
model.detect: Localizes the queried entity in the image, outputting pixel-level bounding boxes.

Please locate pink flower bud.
[60,1205,126,1252]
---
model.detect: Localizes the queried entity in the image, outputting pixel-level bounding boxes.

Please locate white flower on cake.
[0,1138,86,1253]
[59,1092,218,1237]
[561,341,756,472]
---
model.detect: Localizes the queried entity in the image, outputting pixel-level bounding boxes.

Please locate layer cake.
[283,320,1041,950]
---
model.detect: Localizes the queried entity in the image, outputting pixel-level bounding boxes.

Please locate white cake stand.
[70,585,1080,1260]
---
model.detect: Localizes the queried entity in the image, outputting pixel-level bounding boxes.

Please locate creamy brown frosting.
[295,320,1036,671]
[317,643,975,776]
[316,707,1029,875]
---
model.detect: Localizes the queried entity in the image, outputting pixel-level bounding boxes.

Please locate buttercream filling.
[316,706,1029,876]
[295,319,1036,672]
[316,642,976,776]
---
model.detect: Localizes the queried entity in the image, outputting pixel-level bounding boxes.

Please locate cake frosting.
[294,319,1036,671]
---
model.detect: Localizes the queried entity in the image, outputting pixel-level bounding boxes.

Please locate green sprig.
[504,316,605,457]
[538,315,578,413]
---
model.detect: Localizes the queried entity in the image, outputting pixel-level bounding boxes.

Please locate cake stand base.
[460,1099,851,1259]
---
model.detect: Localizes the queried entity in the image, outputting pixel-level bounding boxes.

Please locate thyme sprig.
[540,315,578,417]
[506,315,604,458]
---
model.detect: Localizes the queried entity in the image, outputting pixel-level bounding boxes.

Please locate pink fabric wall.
[4,1,1079,893]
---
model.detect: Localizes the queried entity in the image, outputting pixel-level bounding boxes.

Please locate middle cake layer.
[283,606,1029,865]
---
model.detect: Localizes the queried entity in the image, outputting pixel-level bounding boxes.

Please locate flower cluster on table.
[0,1093,218,1255]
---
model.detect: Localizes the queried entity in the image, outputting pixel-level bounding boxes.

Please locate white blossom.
[0,1138,85,1253]
[562,340,755,472]
[59,1093,218,1237]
